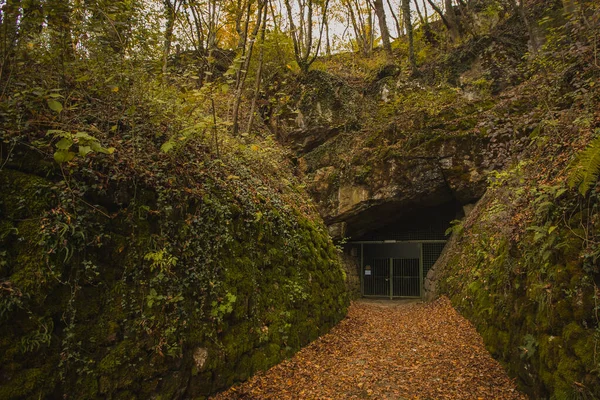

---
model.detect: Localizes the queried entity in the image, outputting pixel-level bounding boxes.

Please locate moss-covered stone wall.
[0,149,348,399]
[435,157,600,398]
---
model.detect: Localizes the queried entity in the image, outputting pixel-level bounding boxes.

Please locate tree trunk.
[325,11,331,56]
[386,0,402,38]
[444,0,461,42]
[425,0,450,31]
[373,0,392,54]
[414,0,425,27]
[285,0,329,73]
[162,1,178,83]
[402,0,417,74]
[232,0,265,136]
[509,0,539,53]
[346,1,365,54]
[1,0,21,58]
[46,0,74,62]
[247,2,268,135]
[368,4,374,53]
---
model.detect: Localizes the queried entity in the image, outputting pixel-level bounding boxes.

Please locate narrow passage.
[212,297,526,400]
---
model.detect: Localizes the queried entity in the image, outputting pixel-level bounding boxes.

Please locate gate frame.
[353,240,447,300]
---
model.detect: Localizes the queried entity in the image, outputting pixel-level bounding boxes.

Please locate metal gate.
[356,241,446,299]
[363,258,390,296]
[363,258,420,298]
[393,258,420,297]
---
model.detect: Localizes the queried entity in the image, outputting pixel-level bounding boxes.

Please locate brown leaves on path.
[211,297,526,400]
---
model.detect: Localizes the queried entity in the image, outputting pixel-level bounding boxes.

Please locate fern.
[568,133,600,196]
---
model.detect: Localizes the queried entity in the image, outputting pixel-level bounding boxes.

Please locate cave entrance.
[352,241,446,298]
[347,201,457,299]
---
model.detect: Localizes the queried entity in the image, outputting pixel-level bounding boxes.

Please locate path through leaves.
[211,297,526,399]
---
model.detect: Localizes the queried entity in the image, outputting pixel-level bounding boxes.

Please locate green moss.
[11,219,55,299]
[0,366,55,399]
[98,340,138,374]
[0,169,52,221]
[1,154,348,399]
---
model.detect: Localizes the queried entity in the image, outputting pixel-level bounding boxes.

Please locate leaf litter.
[211,297,526,399]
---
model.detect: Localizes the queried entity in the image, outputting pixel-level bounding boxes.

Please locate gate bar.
[419,243,424,298]
[389,258,393,300]
[360,243,364,297]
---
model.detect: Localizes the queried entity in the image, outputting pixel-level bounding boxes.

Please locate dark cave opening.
[343,201,463,299]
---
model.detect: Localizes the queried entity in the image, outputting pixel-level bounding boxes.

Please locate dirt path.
[211,297,526,399]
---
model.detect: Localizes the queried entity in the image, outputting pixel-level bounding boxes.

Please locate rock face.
[308,135,496,239]
[279,70,362,154]
[273,60,527,239]
[272,26,529,241]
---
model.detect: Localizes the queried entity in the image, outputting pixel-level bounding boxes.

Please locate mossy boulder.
[0,147,348,399]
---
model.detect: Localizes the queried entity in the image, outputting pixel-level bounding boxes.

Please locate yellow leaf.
[250,144,259,151]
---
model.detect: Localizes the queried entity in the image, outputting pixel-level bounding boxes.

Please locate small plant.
[144,249,178,274]
[47,130,115,163]
[519,334,538,360]
[210,292,237,322]
[20,318,53,353]
[445,219,464,236]
[568,132,600,196]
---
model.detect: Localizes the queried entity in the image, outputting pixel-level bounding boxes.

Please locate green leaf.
[75,131,94,141]
[533,231,545,243]
[90,141,103,152]
[160,141,176,153]
[55,137,73,150]
[568,133,600,196]
[79,146,92,157]
[95,145,115,155]
[75,75,90,82]
[47,99,63,113]
[554,188,567,199]
[54,150,75,163]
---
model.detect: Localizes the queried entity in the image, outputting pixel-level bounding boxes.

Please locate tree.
[283,0,330,73]
[46,0,74,62]
[507,0,539,53]
[426,0,460,42]
[372,0,392,54]
[163,0,184,82]
[232,0,267,136]
[386,0,402,37]
[183,0,223,85]
[402,0,417,73]
[246,0,269,134]
[343,0,374,56]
